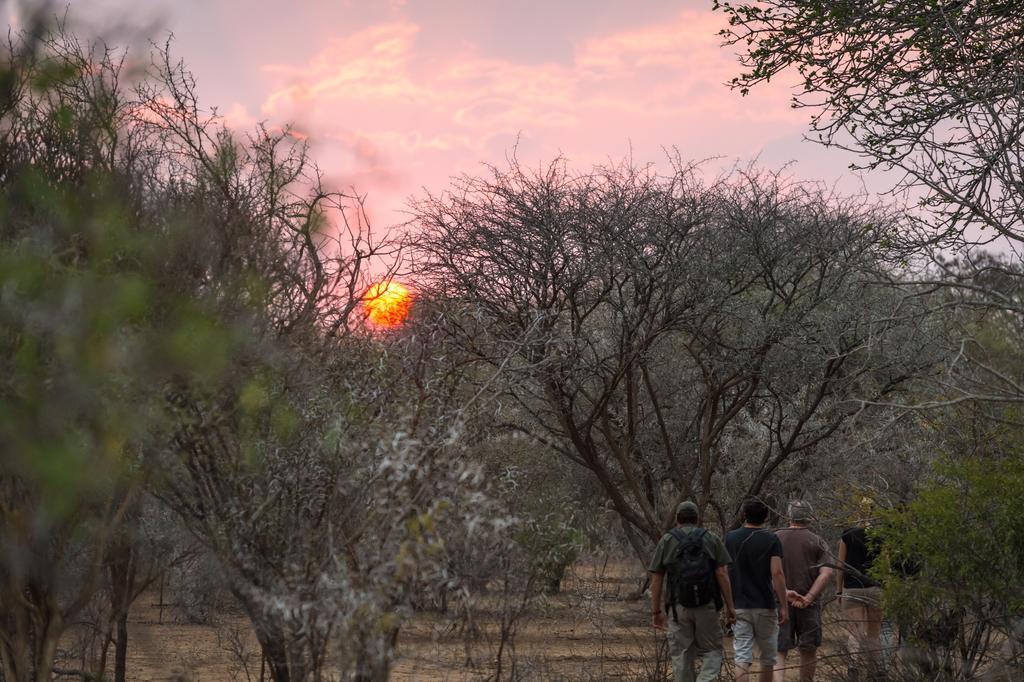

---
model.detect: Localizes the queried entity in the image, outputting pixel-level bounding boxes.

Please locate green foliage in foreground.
[0,170,247,515]
[2,20,513,680]
[875,451,1024,674]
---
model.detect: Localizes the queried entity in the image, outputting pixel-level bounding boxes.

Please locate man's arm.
[803,565,833,605]
[715,566,736,624]
[650,571,666,630]
[770,555,789,625]
[835,539,847,597]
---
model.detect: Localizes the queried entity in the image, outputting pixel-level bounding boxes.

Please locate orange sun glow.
[363,280,412,328]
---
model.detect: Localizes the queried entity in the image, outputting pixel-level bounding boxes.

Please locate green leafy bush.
[875,453,1024,677]
[515,514,585,595]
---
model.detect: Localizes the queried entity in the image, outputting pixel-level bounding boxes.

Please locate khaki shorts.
[843,586,883,609]
[733,608,779,665]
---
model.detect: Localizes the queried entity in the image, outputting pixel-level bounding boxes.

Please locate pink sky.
[68,0,876,229]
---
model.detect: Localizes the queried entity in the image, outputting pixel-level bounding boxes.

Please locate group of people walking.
[649,498,882,682]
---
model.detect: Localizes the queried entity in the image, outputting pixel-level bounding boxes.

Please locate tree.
[131,39,513,682]
[412,158,934,557]
[714,0,1024,249]
[0,21,200,680]
[0,19,510,681]
[414,158,715,553]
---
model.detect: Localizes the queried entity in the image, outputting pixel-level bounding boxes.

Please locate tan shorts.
[843,586,882,609]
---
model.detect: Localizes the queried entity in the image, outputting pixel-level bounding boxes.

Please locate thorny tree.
[131,37,511,682]
[714,0,1024,249]
[413,159,937,556]
[714,0,1024,409]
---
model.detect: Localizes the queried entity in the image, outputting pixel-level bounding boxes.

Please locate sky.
[54,0,878,229]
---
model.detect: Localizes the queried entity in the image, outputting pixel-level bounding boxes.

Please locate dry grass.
[59,557,1019,680]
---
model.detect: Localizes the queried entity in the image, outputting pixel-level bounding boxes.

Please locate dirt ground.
[58,557,933,681]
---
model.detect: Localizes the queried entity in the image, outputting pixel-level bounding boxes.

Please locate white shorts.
[733,608,779,665]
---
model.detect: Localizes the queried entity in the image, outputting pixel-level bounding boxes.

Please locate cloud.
[263,23,423,114]
[318,131,406,192]
[257,8,809,225]
[220,102,259,131]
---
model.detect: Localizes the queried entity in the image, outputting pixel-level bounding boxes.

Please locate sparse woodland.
[1,2,1023,680]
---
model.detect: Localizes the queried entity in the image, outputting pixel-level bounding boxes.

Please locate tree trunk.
[235,588,305,682]
[620,515,652,566]
[158,573,165,624]
[254,630,310,682]
[114,611,129,682]
[95,627,113,682]
[261,641,291,682]
[1,584,67,682]
[106,533,136,682]
[34,614,62,682]
[352,628,395,682]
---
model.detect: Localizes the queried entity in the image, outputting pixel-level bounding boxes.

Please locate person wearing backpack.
[649,501,736,682]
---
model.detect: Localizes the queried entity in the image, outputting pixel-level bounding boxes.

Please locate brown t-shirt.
[775,526,829,594]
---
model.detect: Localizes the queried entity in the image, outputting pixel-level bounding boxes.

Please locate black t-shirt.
[841,526,880,588]
[725,527,783,609]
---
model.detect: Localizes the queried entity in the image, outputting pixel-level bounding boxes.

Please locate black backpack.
[665,528,717,618]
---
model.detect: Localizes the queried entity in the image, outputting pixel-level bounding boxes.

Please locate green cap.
[676,500,699,516]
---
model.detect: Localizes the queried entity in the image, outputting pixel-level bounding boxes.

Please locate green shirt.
[647,525,732,576]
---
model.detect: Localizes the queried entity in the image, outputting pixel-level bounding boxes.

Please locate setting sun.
[363,280,412,328]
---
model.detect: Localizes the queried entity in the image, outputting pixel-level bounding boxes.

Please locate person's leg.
[798,648,817,682]
[755,609,780,682]
[773,651,787,682]
[691,603,724,682]
[774,610,795,682]
[843,597,867,676]
[733,611,756,682]
[851,581,884,671]
[796,605,822,681]
[682,646,696,682]
[668,610,698,682]
[865,604,883,671]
